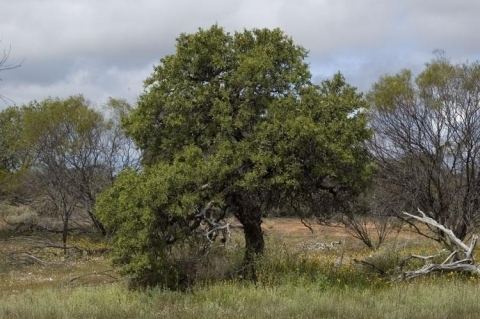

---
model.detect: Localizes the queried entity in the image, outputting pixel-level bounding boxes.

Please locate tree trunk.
[243,216,265,260]
[62,214,69,256]
[235,207,264,280]
[87,208,107,236]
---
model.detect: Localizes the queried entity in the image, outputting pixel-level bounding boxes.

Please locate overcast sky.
[0,0,479,109]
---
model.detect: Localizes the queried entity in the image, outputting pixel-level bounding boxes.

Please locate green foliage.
[97,147,218,288]
[370,57,480,113]
[125,25,311,164]
[249,75,372,203]
[99,25,372,286]
[0,95,133,238]
[0,95,106,177]
[124,25,371,209]
[369,69,414,111]
[126,26,369,209]
[22,96,105,152]
[0,106,30,198]
[0,107,25,171]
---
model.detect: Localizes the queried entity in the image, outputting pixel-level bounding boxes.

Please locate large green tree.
[98,26,371,283]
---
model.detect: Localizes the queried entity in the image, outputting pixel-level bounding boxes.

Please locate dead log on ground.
[401,209,480,280]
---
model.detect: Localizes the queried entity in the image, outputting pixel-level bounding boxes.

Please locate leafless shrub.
[369,58,480,244]
[342,214,398,250]
[332,191,402,250]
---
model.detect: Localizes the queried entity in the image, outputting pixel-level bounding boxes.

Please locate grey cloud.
[0,0,479,108]
[1,63,154,107]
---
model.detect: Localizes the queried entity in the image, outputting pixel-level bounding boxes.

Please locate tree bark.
[243,214,264,259]
[225,193,265,280]
[235,207,264,280]
[86,208,107,236]
[62,214,69,256]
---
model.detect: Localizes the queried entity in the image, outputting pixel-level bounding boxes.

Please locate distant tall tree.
[369,57,480,246]
[18,96,137,250]
[97,25,372,283]
[22,97,106,250]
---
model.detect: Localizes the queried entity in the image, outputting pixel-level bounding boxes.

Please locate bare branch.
[300,218,314,233]
[399,209,480,280]
[403,209,470,255]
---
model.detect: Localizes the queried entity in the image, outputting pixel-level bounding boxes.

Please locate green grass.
[1,281,480,319]
[2,218,480,318]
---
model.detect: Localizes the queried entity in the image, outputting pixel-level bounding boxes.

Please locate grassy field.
[1,217,480,318]
[2,281,480,319]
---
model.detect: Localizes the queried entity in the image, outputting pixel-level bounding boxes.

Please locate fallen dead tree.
[400,209,480,280]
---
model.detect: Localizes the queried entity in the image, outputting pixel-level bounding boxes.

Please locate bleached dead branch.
[401,209,480,279]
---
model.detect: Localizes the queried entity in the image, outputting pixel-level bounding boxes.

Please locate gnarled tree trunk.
[236,210,264,280]
[225,192,265,280]
[228,193,265,280]
[241,212,264,261]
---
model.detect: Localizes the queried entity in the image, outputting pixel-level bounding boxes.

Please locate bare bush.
[369,58,480,243]
[332,192,401,250]
[341,214,397,250]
